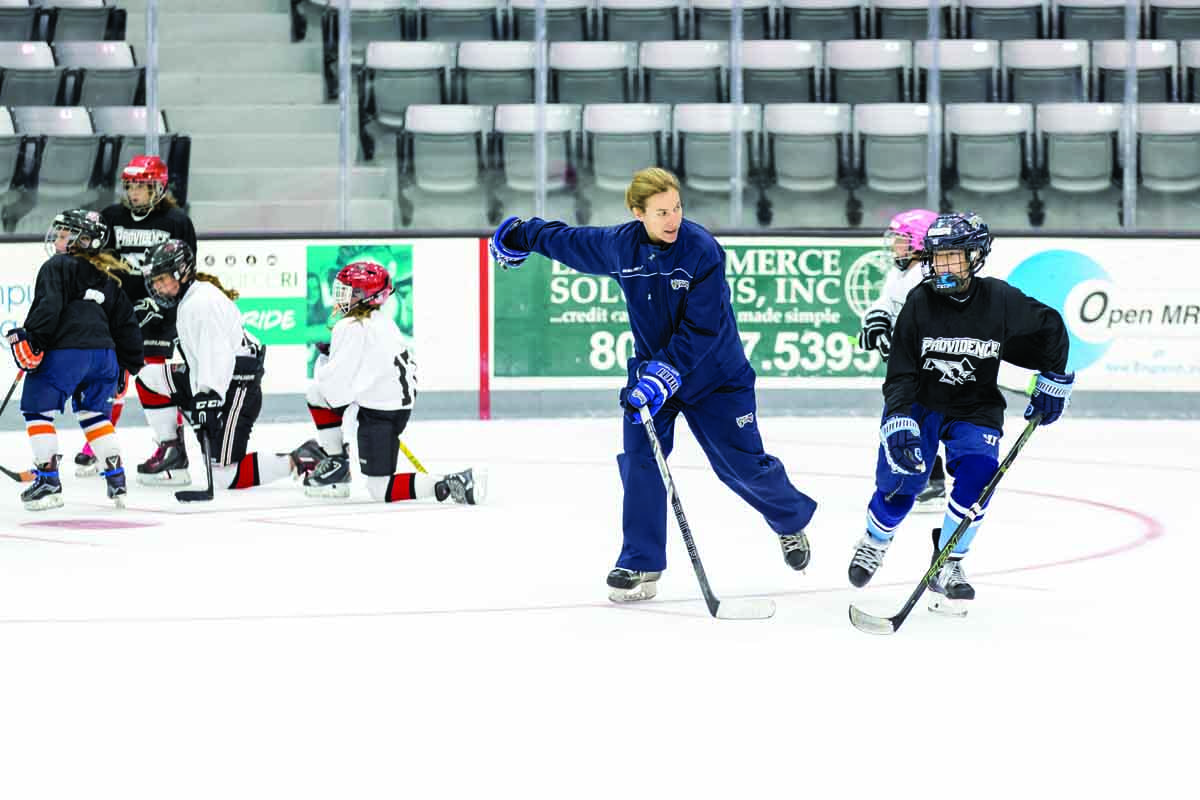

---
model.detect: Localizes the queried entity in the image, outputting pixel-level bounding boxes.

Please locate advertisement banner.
[493,239,887,379]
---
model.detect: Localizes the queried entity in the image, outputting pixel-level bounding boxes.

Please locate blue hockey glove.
[190,389,223,445]
[857,309,892,360]
[880,415,925,475]
[490,216,530,270]
[623,361,682,423]
[6,327,42,371]
[1025,371,1074,426]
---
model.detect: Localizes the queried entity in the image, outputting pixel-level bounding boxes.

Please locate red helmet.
[332,260,392,315]
[121,155,168,215]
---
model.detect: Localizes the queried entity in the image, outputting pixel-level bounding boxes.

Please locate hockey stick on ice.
[639,406,776,621]
[175,431,215,503]
[849,413,1043,635]
[398,438,427,473]
[0,369,23,417]
[0,371,34,481]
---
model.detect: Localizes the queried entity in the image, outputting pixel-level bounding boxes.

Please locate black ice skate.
[779,530,810,571]
[437,468,485,505]
[927,528,975,616]
[21,456,63,511]
[848,533,892,587]
[137,427,190,486]
[74,448,98,477]
[301,444,351,498]
[287,438,327,479]
[101,455,126,509]
[915,455,947,512]
[607,567,662,603]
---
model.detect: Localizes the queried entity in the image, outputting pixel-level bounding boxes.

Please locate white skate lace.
[945,560,968,587]
[780,532,808,554]
[851,537,889,573]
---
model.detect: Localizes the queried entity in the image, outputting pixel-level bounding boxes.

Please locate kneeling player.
[303,260,483,505]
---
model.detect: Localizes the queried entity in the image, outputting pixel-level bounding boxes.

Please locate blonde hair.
[625,167,680,213]
[344,305,375,321]
[196,272,240,302]
[82,251,134,286]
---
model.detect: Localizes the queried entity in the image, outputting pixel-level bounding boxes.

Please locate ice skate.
[914,455,947,513]
[21,456,63,511]
[438,468,485,505]
[137,426,190,486]
[927,529,974,617]
[287,438,327,481]
[607,567,662,603]
[848,533,891,587]
[302,444,351,498]
[101,455,126,509]
[74,443,98,477]
[779,530,810,571]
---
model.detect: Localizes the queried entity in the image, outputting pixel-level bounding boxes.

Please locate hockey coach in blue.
[490,167,818,603]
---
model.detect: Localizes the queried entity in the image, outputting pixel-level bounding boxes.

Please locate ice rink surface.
[0,413,1191,799]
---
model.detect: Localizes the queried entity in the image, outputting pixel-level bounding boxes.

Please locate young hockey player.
[858,208,949,510]
[6,209,144,510]
[74,155,199,484]
[135,240,317,495]
[490,167,818,603]
[847,212,1073,615]
[300,260,483,506]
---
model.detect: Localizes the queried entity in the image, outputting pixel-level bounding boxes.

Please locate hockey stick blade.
[175,430,214,503]
[715,598,777,620]
[174,488,214,503]
[1,464,32,483]
[848,604,898,635]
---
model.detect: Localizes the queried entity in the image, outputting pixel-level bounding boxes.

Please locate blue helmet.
[921,212,992,294]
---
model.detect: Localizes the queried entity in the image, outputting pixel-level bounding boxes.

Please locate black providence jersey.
[100,203,198,307]
[884,277,1070,430]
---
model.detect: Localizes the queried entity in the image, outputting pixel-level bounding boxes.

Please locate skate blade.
[23,494,65,511]
[74,465,99,478]
[137,470,191,487]
[468,468,488,505]
[608,582,658,603]
[111,495,126,509]
[303,483,350,499]
[927,595,969,617]
[913,497,947,513]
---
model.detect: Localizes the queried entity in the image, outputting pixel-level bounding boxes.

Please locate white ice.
[0,413,1192,800]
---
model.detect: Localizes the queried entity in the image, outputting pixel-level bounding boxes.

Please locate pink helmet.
[884,208,939,270]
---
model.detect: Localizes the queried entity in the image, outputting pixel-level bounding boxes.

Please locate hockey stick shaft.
[175,430,215,502]
[398,438,427,473]
[0,369,23,418]
[849,413,1043,635]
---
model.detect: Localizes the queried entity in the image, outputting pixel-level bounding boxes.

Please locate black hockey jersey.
[885,277,1069,430]
[22,254,145,375]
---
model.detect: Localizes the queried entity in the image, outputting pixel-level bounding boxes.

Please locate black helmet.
[921,212,993,294]
[143,239,196,308]
[45,208,108,257]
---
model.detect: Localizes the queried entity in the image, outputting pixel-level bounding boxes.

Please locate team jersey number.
[394,350,416,405]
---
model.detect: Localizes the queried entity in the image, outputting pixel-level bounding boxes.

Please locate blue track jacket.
[508,217,749,402]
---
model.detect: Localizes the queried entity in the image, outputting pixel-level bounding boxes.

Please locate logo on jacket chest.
[920,337,1000,386]
[671,279,690,291]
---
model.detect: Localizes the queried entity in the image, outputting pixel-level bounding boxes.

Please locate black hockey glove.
[858,309,892,360]
[190,390,223,445]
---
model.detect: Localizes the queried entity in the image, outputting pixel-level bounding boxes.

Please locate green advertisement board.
[494,241,890,378]
[305,243,415,377]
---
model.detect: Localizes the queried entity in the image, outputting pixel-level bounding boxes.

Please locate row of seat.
[0,40,140,107]
[0,103,190,232]
[301,1,1200,47]
[0,0,123,43]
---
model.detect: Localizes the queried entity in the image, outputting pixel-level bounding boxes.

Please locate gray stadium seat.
[598,0,682,42]
[1135,103,1200,229]
[779,1,863,42]
[89,105,180,199]
[510,0,589,41]
[1182,40,1200,101]
[742,40,822,104]
[1054,0,1132,41]
[1093,40,1177,104]
[915,40,1000,103]
[0,41,63,106]
[6,105,102,231]
[871,0,955,41]
[54,40,141,106]
[358,41,454,160]
[416,0,501,41]
[1035,102,1122,229]
[1002,39,1090,103]
[317,0,406,68]
[492,103,581,221]
[854,103,933,194]
[578,102,670,224]
[672,102,762,228]
[0,1,36,43]
[458,41,535,105]
[760,103,853,227]
[549,41,636,104]
[0,104,19,192]
[1149,2,1200,40]
[188,199,396,233]
[827,40,911,105]
[944,102,1035,228]
[961,0,1046,40]
[640,41,727,105]
[46,0,113,43]
[399,104,492,227]
[691,0,772,41]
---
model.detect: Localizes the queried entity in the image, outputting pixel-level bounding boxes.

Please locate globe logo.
[1006,250,1112,372]
[844,249,894,320]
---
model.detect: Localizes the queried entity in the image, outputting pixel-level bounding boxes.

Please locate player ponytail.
[82,251,135,286]
[625,167,680,213]
[195,272,240,302]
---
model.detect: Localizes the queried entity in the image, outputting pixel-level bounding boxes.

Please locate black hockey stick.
[849,413,1043,635]
[175,430,214,503]
[0,369,23,417]
[0,371,33,481]
[639,406,776,620]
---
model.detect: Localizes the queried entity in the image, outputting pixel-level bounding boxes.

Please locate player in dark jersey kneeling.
[847,213,1074,616]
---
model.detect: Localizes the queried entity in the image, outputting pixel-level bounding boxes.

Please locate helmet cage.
[920,213,992,295]
[332,261,392,317]
[142,239,195,309]
[45,209,107,257]
[121,156,169,215]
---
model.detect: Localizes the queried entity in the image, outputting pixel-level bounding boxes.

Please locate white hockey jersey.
[176,280,256,402]
[867,263,925,324]
[317,311,416,411]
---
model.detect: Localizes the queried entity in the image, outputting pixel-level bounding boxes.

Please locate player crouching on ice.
[847,212,1074,615]
[300,260,483,506]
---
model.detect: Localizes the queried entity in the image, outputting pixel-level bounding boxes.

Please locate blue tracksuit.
[509,218,817,571]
